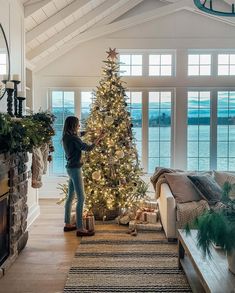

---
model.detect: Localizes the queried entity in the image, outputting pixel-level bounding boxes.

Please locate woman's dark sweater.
[62,134,95,168]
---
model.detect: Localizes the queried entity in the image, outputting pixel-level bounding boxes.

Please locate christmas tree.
[83,48,147,219]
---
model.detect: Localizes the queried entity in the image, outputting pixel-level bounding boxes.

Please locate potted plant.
[185,182,235,274]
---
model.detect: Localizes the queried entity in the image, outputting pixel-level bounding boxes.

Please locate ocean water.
[50,90,235,174]
[51,125,235,175]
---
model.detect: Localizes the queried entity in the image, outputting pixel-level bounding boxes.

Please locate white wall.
[34,7,235,198]
[0,0,26,110]
[0,0,39,223]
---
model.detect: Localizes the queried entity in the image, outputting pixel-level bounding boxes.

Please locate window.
[126,91,142,161]
[81,91,92,129]
[119,54,142,76]
[0,53,6,74]
[149,54,172,76]
[50,91,75,175]
[187,91,211,171]
[188,54,211,76]
[148,91,172,173]
[218,54,235,76]
[217,91,235,170]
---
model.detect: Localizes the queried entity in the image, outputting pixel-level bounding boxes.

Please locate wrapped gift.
[116,210,136,225]
[135,208,159,224]
[83,211,95,232]
[143,200,158,210]
[129,220,162,231]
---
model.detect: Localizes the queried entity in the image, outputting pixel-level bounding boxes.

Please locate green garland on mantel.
[0,111,55,154]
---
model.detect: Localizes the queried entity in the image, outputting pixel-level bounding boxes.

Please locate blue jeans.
[64,167,85,229]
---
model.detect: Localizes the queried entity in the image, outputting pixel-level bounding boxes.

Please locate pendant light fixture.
[193,0,235,16]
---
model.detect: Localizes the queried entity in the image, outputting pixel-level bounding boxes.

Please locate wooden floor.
[0,199,79,293]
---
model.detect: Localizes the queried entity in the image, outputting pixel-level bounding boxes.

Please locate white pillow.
[213,170,235,198]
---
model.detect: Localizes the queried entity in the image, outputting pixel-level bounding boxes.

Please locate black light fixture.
[193,0,235,16]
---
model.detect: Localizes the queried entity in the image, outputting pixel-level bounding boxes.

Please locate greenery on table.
[185,182,235,257]
[0,111,55,154]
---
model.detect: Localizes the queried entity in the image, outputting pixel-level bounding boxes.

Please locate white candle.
[17,91,26,98]
[2,74,9,81]
[6,81,14,89]
[12,74,20,81]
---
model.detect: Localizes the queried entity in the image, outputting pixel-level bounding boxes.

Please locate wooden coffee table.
[178,229,235,293]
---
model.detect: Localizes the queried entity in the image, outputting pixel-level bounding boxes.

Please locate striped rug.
[64,223,192,293]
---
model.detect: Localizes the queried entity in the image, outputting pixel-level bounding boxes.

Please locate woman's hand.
[94,131,105,145]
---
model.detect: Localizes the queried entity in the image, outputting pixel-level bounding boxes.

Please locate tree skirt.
[64,223,192,293]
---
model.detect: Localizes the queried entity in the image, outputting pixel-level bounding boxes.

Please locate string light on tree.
[82,48,147,219]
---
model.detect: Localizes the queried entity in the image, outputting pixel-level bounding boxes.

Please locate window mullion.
[142,90,148,172]
[142,53,147,76]
[170,89,175,168]
[210,89,217,170]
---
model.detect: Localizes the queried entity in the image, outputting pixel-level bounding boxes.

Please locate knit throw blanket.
[150,167,183,199]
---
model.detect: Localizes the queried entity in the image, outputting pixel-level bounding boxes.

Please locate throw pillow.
[165,173,202,203]
[176,199,209,228]
[214,170,235,199]
[187,175,222,205]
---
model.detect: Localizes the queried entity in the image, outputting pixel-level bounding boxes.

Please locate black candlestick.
[17,96,26,118]
[11,80,21,116]
[6,88,14,117]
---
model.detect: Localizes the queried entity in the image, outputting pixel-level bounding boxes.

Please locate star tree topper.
[106,48,118,60]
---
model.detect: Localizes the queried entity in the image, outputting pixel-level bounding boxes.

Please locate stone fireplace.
[0,152,29,277]
[0,192,9,266]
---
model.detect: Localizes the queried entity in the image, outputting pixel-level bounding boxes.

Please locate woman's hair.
[63,116,79,136]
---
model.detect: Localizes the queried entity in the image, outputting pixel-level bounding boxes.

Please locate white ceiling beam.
[27,0,119,60]
[24,0,52,18]
[28,0,143,63]
[98,0,144,26]
[63,0,191,46]
[31,0,190,71]
[26,0,91,43]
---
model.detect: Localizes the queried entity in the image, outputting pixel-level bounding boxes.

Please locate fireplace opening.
[0,193,9,266]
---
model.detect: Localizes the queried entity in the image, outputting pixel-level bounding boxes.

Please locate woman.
[62,116,103,236]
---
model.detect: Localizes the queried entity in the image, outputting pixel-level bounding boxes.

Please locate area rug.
[64,223,192,293]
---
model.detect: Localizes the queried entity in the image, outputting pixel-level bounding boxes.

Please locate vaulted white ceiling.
[22,0,235,71]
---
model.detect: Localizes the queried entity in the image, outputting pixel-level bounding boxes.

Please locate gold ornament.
[92,170,101,181]
[105,115,114,125]
[115,150,125,159]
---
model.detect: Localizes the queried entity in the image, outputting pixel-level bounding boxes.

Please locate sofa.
[152,169,235,241]
[157,182,177,240]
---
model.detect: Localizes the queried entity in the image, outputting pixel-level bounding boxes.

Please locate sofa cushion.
[176,199,209,229]
[165,173,202,203]
[187,175,222,205]
[213,170,235,199]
